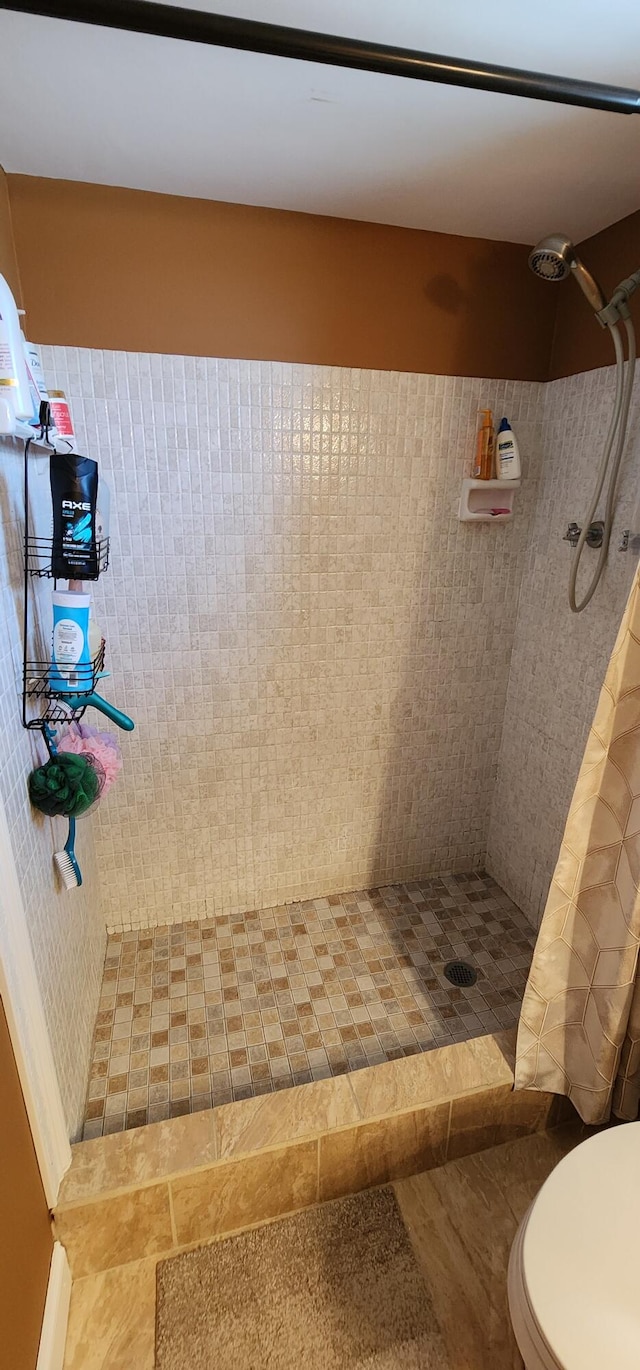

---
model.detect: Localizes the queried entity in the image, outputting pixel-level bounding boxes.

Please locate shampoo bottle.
[0,272,32,421]
[472,408,495,480]
[496,417,521,480]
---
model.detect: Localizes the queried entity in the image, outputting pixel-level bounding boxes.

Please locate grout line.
[344,1072,364,1121]
[444,1099,453,1161]
[210,1107,219,1163]
[167,1182,178,1248]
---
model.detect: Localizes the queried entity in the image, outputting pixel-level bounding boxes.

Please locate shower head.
[528,233,606,313]
[529,234,573,282]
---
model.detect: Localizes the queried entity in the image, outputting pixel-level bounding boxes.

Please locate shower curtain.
[515,564,640,1124]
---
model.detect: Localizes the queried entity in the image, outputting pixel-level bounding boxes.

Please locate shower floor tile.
[82,872,536,1139]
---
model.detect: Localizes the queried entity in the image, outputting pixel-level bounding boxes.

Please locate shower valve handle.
[563,521,604,549]
[564,522,581,547]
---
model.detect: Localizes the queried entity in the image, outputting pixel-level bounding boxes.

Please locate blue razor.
[63,692,135,732]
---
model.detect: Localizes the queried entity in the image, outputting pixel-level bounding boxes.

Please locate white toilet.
[508,1121,640,1369]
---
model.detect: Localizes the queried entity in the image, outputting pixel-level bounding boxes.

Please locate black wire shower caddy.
[21,435,110,742]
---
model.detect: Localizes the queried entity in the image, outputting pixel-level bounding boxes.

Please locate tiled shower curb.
[54,1029,572,1278]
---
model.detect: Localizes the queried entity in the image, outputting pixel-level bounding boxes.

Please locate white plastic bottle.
[50,589,91,693]
[23,335,49,420]
[0,272,32,420]
[496,417,522,480]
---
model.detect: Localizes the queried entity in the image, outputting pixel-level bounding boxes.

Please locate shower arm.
[2,0,640,116]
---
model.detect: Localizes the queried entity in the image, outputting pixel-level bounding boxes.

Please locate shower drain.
[443,960,477,988]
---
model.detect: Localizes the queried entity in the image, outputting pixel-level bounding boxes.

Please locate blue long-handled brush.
[54,815,82,889]
[53,817,82,889]
[42,724,83,889]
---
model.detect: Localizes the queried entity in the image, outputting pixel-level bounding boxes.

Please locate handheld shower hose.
[529,236,640,612]
[568,316,635,612]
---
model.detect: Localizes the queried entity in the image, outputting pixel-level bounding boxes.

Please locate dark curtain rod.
[2,0,639,115]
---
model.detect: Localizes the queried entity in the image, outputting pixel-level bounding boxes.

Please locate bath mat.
[155,1187,447,1368]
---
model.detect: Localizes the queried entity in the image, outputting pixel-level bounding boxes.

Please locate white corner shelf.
[458,478,520,523]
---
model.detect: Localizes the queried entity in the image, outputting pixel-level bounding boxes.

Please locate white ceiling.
[1,0,640,243]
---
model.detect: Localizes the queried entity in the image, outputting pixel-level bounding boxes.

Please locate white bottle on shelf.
[495,417,521,480]
[0,272,32,421]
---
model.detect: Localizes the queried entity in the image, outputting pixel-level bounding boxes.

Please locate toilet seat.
[508,1122,640,1370]
[508,1218,563,1369]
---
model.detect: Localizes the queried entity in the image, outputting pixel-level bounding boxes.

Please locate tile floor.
[83,872,536,1139]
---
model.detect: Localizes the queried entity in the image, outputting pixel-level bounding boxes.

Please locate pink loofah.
[58,723,122,794]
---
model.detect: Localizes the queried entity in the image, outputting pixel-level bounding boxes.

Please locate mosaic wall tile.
[488,364,640,926]
[82,873,535,1138]
[38,348,544,931]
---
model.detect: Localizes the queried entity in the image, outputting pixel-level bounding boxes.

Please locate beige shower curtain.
[515,564,640,1124]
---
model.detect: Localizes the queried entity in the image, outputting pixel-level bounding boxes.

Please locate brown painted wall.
[550,209,640,379]
[0,998,53,1370]
[7,176,556,381]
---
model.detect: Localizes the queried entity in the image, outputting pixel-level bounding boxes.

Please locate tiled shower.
[7,346,639,1139]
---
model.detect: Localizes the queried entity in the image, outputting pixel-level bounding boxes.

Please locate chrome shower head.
[529,234,573,281]
[528,233,606,312]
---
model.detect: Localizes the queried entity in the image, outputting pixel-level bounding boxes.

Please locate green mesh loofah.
[28,751,100,818]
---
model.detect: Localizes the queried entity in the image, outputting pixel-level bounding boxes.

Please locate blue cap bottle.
[495,417,521,480]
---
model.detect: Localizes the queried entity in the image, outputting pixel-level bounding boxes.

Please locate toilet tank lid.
[521,1122,640,1370]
